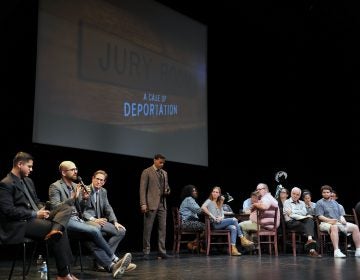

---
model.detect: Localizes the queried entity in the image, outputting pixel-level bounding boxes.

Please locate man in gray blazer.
[83,170,136,272]
[140,154,171,259]
[49,161,132,278]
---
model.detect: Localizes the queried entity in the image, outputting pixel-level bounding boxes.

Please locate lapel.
[89,184,96,207]
[60,180,72,199]
[13,177,27,198]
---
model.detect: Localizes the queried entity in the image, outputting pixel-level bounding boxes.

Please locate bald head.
[59,161,76,172]
[290,187,302,201]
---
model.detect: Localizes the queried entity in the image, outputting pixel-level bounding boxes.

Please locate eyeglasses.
[66,168,78,172]
[256,187,265,191]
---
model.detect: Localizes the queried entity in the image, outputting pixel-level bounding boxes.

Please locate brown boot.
[240,236,254,247]
[231,245,241,256]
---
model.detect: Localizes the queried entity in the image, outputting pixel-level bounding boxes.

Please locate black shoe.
[143,254,151,260]
[157,253,173,259]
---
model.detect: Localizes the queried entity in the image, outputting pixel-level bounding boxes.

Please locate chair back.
[171,207,202,254]
[204,215,231,255]
[256,206,278,256]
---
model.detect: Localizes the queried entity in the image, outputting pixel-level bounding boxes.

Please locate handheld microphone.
[77,176,89,194]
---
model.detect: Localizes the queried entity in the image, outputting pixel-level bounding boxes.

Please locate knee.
[229,225,236,231]
[88,227,102,237]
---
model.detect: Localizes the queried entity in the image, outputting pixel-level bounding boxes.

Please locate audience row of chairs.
[172,206,279,256]
[172,207,360,257]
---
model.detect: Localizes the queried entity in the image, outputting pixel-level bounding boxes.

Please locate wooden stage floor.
[1,251,360,280]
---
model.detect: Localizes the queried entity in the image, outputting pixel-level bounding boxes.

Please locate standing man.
[0,152,78,280]
[49,161,132,277]
[82,170,136,272]
[140,154,171,259]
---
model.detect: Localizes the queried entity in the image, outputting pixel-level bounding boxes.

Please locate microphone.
[77,176,89,194]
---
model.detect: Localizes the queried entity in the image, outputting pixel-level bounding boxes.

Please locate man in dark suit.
[139,153,171,259]
[82,170,136,272]
[0,152,78,280]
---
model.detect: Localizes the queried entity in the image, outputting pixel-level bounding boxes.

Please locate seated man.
[242,191,259,214]
[0,152,78,280]
[240,183,280,237]
[49,161,132,278]
[82,170,136,272]
[283,187,320,257]
[316,185,360,258]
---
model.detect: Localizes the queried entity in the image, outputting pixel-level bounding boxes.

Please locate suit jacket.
[48,179,86,215]
[82,184,117,223]
[139,165,170,211]
[0,173,41,243]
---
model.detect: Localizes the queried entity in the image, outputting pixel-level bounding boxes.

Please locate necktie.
[157,170,164,190]
[21,180,39,211]
[94,191,100,218]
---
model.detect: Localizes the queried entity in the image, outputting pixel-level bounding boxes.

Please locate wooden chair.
[315,217,348,255]
[256,206,278,256]
[353,208,359,228]
[171,207,203,254]
[204,215,231,256]
[279,213,303,256]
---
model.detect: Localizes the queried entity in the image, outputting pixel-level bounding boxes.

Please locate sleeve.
[139,169,149,207]
[0,181,34,221]
[103,189,117,223]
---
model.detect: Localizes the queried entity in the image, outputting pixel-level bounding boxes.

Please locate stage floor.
[1,251,360,280]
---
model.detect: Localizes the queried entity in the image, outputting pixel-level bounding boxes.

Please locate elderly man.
[283,187,321,257]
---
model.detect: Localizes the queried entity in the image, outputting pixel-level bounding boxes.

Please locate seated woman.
[302,189,316,216]
[201,186,254,256]
[179,185,205,252]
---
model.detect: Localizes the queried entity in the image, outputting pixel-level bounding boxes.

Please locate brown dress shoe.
[44,230,63,241]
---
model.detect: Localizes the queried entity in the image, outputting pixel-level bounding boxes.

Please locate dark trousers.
[25,204,73,276]
[286,217,315,237]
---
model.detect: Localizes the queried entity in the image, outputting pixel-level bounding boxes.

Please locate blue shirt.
[179,196,202,222]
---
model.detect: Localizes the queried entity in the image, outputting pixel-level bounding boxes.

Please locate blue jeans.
[68,217,114,270]
[212,217,244,245]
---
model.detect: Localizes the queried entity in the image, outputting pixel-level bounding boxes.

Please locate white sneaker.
[355,249,360,257]
[334,249,346,258]
[125,263,137,272]
[112,253,132,278]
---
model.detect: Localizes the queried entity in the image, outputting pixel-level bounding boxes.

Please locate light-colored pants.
[319,221,358,235]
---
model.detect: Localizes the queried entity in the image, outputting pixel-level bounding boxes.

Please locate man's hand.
[37,208,50,219]
[140,205,147,213]
[94,218,107,226]
[115,222,126,231]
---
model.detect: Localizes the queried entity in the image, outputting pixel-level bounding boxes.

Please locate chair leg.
[227,234,231,256]
[9,242,24,280]
[78,241,83,272]
[26,241,38,275]
[292,233,296,256]
[22,242,26,280]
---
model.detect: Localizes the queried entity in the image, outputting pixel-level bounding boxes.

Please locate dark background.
[1,0,358,251]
